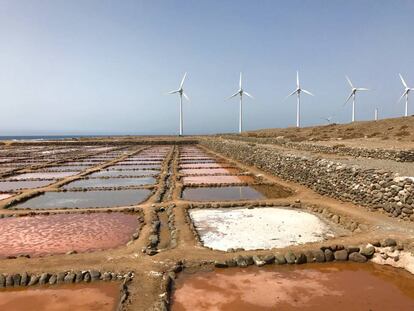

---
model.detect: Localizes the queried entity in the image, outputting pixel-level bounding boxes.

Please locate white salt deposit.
[189,207,333,251]
[0,194,13,201]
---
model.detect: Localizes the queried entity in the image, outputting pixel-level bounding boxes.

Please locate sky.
[0,0,413,135]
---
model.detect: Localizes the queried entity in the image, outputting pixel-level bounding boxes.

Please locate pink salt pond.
[182,175,255,185]
[172,263,414,311]
[180,168,241,175]
[180,163,231,169]
[0,212,138,257]
[8,172,78,180]
[0,282,120,311]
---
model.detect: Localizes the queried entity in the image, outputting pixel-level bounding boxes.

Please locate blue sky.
[0,0,413,135]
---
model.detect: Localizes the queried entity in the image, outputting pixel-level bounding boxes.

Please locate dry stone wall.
[219,135,414,162]
[201,138,414,221]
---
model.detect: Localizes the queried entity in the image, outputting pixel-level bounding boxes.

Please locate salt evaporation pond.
[0,282,120,311]
[0,180,54,192]
[9,172,78,180]
[182,185,290,201]
[190,207,333,250]
[172,263,414,311]
[180,163,231,169]
[0,193,13,200]
[63,177,156,189]
[88,169,159,178]
[0,212,138,257]
[13,189,151,209]
[182,175,255,185]
[180,168,240,175]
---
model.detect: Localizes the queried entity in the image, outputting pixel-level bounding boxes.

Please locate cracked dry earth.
[0,141,414,310]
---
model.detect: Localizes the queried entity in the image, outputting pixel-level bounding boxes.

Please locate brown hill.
[242,116,414,145]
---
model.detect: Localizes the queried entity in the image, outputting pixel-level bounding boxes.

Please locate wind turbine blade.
[182,92,190,101]
[397,92,405,103]
[168,89,180,94]
[239,72,242,89]
[180,72,187,88]
[243,91,254,99]
[302,89,314,96]
[285,89,298,100]
[399,73,408,88]
[344,92,353,106]
[227,91,240,100]
[346,75,354,89]
[356,88,369,91]
[296,71,300,88]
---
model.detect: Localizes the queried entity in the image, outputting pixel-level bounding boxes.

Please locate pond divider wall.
[201,138,414,221]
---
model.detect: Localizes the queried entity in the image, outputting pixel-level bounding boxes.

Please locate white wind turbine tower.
[344,76,369,122]
[398,74,414,117]
[168,73,189,136]
[286,71,314,128]
[227,73,253,133]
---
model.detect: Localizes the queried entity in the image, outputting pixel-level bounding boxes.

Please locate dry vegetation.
[242,116,414,143]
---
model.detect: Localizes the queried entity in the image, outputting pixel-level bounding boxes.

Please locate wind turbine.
[227,72,253,133]
[168,72,189,136]
[344,76,369,122]
[398,74,414,117]
[286,71,314,128]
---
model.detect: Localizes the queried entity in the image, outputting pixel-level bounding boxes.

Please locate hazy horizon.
[1,1,413,135]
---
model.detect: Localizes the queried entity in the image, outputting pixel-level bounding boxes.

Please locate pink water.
[0,212,138,257]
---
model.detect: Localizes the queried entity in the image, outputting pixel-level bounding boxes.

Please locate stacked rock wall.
[219,136,414,162]
[201,138,414,221]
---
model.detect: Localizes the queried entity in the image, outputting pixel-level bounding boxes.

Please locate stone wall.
[201,138,414,221]
[219,135,414,162]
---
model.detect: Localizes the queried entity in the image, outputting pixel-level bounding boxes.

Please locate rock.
[295,253,307,264]
[102,272,112,281]
[252,256,266,267]
[28,275,39,286]
[64,272,76,283]
[360,245,375,257]
[214,261,228,268]
[334,249,348,261]
[263,254,275,264]
[285,252,296,264]
[381,238,397,247]
[346,246,360,254]
[39,273,50,285]
[90,270,101,281]
[5,275,13,287]
[349,252,367,263]
[146,249,158,256]
[304,251,315,263]
[235,256,248,267]
[48,274,57,285]
[225,259,237,267]
[313,250,325,262]
[20,272,29,286]
[57,272,66,284]
[75,271,83,283]
[275,253,287,264]
[324,249,334,262]
[0,275,5,288]
[83,272,91,283]
[12,274,21,287]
